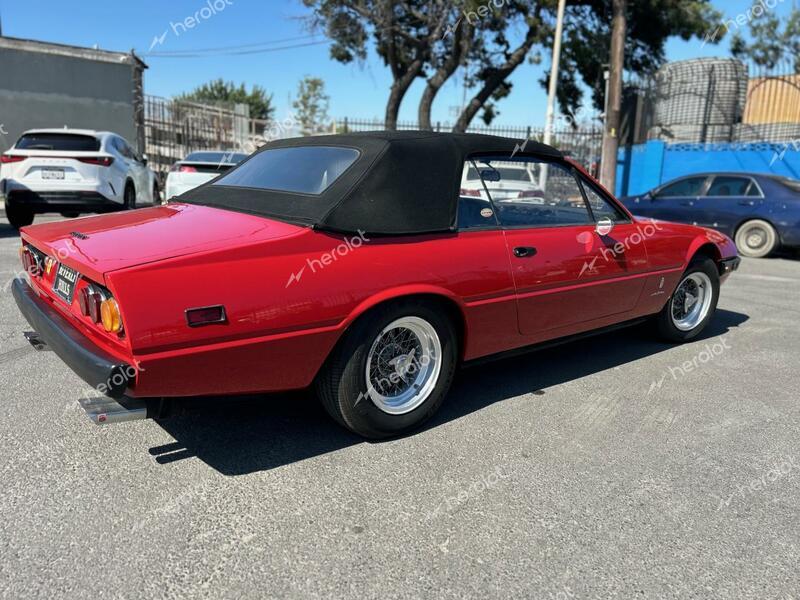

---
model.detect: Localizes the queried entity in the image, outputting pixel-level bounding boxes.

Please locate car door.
[472,155,649,337]
[696,175,764,236]
[634,175,710,223]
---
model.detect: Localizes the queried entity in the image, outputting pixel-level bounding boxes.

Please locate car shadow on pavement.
[152,309,748,476]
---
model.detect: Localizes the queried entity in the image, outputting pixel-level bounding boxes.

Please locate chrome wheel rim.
[671,272,713,331]
[365,316,442,415]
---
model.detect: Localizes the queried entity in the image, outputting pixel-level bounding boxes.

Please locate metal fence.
[623,58,800,145]
[144,95,269,176]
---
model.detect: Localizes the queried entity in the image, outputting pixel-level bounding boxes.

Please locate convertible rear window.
[16,133,101,152]
[213,146,360,195]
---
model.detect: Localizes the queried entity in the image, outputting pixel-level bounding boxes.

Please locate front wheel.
[655,258,720,343]
[123,182,136,210]
[315,301,458,439]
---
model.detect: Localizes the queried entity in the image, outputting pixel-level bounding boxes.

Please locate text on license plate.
[53,264,79,303]
[42,168,65,180]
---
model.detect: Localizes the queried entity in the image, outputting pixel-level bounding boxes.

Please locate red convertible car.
[13,132,740,438]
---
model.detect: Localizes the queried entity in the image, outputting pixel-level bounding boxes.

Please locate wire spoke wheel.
[365,316,442,415]
[671,272,713,331]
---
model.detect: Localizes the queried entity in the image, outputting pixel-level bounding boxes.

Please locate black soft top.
[181,131,563,236]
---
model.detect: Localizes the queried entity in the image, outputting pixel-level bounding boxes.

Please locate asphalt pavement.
[0,214,798,599]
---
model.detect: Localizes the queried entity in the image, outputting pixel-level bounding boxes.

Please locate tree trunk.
[600,0,626,191]
[453,31,537,133]
[385,59,424,130]
[418,24,473,130]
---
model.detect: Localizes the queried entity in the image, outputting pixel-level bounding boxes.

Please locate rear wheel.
[735,219,778,258]
[655,257,720,342]
[6,202,34,229]
[123,182,136,210]
[315,300,458,439]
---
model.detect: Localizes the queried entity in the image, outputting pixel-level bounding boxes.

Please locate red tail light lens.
[78,156,114,167]
[518,190,545,199]
[460,188,482,197]
[1,154,26,163]
[179,165,197,173]
[88,293,103,323]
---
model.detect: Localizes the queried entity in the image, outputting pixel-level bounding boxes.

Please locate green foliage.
[731,6,800,70]
[177,78,275,121]
[293,76,331,135]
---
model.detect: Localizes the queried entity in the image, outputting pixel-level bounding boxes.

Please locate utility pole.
[599,0,626,192]
[539,0,567,192]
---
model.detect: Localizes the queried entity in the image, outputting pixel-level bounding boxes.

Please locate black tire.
[656,257,720,343]
[124,182,136,210]
[152,182,161,205]
[315,300,458,439]
[735,219,778,258]
[6,202,34,229]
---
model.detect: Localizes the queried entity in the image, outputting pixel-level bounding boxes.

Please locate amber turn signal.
[100,298,122,333]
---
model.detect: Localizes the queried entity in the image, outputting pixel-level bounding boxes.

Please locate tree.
[731,6,800,70]
[293,76,331,135]
[177,79,275,121]
[303,0,451,130]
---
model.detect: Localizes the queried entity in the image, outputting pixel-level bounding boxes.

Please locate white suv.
[0,129,160,228]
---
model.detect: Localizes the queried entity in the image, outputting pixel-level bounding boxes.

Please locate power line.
[143,39,329,58]
[142,34,323,56]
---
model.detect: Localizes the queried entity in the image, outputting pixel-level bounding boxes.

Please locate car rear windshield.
[16,133,101,152]
[212,146,360,195]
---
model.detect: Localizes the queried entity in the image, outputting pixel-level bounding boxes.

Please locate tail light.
[101,298,122,333]
[19,246,42,277]
[78,156,114,167]
[78,287,103,323]
[1,154,26,164]
[518,190,545,199]
[460,188,482,197]
[170,164,197,173]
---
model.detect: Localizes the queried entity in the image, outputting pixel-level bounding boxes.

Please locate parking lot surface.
[0,214,798,599]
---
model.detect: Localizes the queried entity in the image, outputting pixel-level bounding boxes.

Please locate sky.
[0,0,796,128]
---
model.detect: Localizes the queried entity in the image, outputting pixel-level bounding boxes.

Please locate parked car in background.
[0,129,159,229]
[460,160,544,202]
[165,151,248,200]
[13,132,739,439]
[621,172,800,258]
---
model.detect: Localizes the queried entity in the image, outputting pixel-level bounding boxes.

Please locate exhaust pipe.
[78,396,148,424]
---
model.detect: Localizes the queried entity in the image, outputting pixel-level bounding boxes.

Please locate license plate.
[42,168,65,180]
[53,264,79,303]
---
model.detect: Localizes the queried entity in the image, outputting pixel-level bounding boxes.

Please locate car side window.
[656,177,707,198]
[706,176,752,197]
[466,156,593,229]
[746,181,762,197]
[577,177,630,223]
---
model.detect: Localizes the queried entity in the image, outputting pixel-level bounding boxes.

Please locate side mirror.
[595,217,615,236]
[141,153,149,165]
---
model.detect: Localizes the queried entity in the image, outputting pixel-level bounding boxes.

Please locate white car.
[165,151,248,200]
[0,129,160,229]
[460,161,545,203]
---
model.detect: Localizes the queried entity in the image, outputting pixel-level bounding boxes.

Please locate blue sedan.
[621,172,800,258]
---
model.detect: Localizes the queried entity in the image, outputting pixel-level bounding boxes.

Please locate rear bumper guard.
[12,278,133,398]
